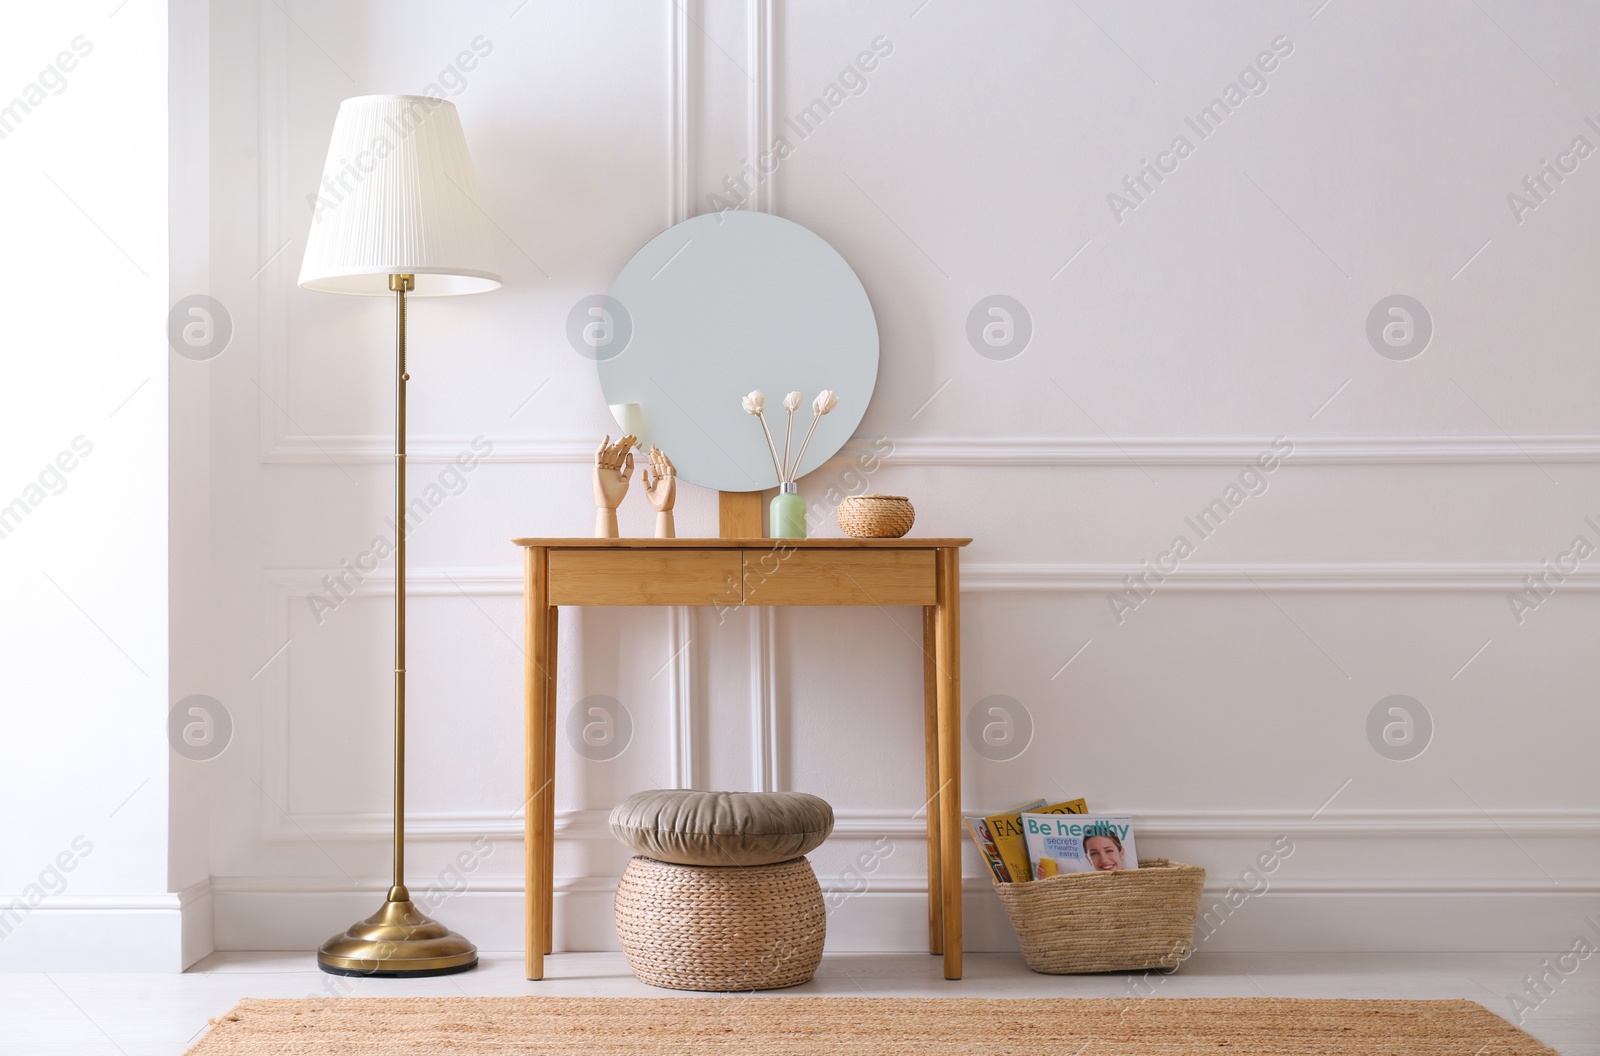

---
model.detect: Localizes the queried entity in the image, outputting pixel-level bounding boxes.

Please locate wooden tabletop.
[511,537,972,549]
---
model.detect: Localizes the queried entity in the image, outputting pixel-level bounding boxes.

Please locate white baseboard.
[181,880,215,969]
[0,880,212,971]
[210,877,1600,957]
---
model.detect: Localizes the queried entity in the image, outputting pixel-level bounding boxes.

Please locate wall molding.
[265,435,596,465]
[844,435,1600,466]
[746,0,775,214]
[666,606,695,789]
[258,570,692,841]
[270,562,1600,599]
[260,561,1592,839]
[749,606,779,791]
[261,432,1600,467]
[275,804,1600,843]
[961,562,1600,593]
[255,14,1600,472]
[666,0,690,225]
[207,871,1600,899]
[253,5,1600,476]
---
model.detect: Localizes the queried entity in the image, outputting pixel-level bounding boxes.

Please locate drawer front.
[745,549,937,606]
[548,550,742,606]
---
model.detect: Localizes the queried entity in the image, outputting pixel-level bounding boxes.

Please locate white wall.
[169,0,218,969]
[0,2,181,970]
[197,0,1600,958]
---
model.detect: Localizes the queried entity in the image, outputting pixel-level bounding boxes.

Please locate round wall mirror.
[597,211,879,493]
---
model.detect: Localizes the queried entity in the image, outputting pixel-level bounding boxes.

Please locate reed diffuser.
[742,388,838,539]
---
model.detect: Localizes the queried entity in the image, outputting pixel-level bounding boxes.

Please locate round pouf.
[613,855,825,991]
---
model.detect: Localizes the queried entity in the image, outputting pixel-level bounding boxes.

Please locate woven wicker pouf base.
[614,855,825,991]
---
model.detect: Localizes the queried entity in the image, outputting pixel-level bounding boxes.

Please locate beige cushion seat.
[608,788,834,868]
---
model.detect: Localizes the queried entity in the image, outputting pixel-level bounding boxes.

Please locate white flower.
[790,389,839,480]
[742,390,765,415]
[783,391,803,413]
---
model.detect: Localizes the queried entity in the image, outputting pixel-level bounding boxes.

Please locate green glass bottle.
[770,482,806,539]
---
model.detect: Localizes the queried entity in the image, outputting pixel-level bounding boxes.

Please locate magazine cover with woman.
[1020,813,1138,875]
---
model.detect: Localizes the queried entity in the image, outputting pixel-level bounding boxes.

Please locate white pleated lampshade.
[299,95,501,297]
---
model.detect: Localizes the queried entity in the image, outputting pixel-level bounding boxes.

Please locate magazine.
[987,798,1086,883]
[1021,813,1137,876]
[964,816,1009,883]
[967,800,1043,883]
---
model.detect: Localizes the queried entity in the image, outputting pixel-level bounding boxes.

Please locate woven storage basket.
[995,858,1206,973]
[614,855,825,991]
[836,494,915,538]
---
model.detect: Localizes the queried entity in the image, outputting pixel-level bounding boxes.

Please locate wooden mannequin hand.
[593,434,637,510]
[641,445,676,513]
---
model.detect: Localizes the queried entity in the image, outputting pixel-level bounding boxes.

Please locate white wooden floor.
[1,952,1592,1055]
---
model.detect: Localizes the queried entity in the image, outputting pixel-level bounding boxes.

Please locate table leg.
[922,604,943,956]
[543,605,558,956]
[524,547,550,980]
[933,548,962,980]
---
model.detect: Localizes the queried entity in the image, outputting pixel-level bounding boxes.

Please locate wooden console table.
[512,536,971,981]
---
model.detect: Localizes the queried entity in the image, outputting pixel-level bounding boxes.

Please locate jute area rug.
[185,996,1555,1055]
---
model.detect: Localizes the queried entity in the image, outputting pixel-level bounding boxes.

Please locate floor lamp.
[298,94,501,977]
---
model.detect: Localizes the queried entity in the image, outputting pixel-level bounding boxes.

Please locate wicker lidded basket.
[836,494,915,538]
[613,855,825,991]
[995,858,1206,973]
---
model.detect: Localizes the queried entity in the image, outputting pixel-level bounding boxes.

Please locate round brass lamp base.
[317,886,478,978]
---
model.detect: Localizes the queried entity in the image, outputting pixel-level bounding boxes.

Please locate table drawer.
[547,550,742,606]
[745,549,936,606]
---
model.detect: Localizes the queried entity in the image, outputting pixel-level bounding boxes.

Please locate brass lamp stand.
[316,275,478,977]
[300,93,499,977]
